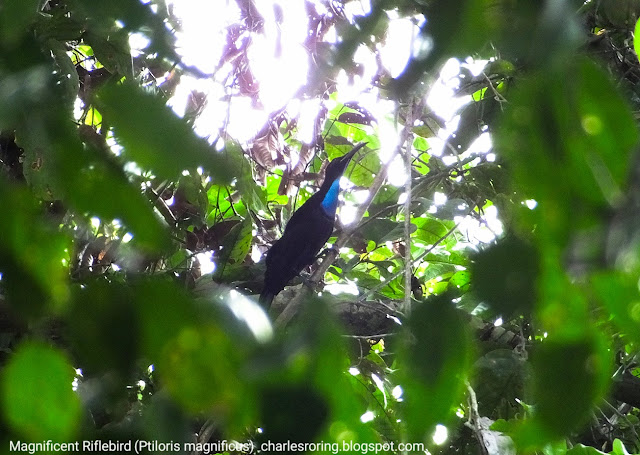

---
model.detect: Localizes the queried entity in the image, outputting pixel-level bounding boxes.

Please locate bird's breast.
[320,178,341,216]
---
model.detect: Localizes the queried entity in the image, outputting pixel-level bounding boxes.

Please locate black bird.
[259,142,366,308]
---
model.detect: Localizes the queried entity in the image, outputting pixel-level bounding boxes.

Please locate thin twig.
[482,71,508,108]
[145,185,176,225]
[403,101,419,315]
[342,333,396,339]
[465,381,490,455]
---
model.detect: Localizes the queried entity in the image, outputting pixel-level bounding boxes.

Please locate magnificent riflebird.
[259,142,366,308]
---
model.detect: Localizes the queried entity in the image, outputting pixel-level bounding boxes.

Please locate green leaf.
[213,217,253,278]
[0,182,69,316]
[1,341,81,439]
[359,218,415,245]
[258,386,329,443]
[70,0,177,59]
[229,143,268,213]
[413,217,453,245]
[15,122,59,201]
[54,130,171,252]
[390,0,540,95]
[449,270,471,290]
[168,249,190,269]
[379,275,405,300]
[421,262,457,283]
[97,83,234,182]
[67,281,138,378]
[472,87,488,102]
[565,444,607,455]
[136,280,257,430]
[611,439,632,455]
[425,250,468,267]
[473,349,531,419]
[0,0,40,44]
[412,125,437,138]
[326,141,381,188]
[143,394,193,447]
[542,440,569,455]
[84,30,132,77]
[518,331,610,444]
[496,59,638,238]
[411,197,435,217]
[12,70,170,254]
[348,270,385,292]
[432,198,470,220]
[591,271,640,346]
[279,302,378,443]
[348,146,381,188]
[471,235,539,317]
[207,185,233,222]
[135,279,200,362]
[399,294,472,440]
[163,324,247,414]
[34,11,84,41]
[0,65,54,130]
[176,173,208,218]
[365,260,398,280]
[48,40,80,111]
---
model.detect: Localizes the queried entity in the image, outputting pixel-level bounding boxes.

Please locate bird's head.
[324,142,367,184]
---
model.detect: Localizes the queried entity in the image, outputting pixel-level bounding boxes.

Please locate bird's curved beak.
[343,141,367,162]
[328,142,368,177]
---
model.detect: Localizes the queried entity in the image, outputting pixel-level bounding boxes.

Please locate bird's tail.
[259,290,274,309]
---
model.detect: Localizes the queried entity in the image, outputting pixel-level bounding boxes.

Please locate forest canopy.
[1,1,640,454]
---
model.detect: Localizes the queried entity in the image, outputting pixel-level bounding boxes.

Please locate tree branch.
[403,100,420,315]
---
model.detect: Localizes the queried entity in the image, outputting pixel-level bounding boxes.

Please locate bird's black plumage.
[259,143,366,308]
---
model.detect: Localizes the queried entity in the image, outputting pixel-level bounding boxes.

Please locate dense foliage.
[1,1,640,454]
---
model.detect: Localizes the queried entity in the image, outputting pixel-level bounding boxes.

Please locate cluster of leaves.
[1,0,640,454]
